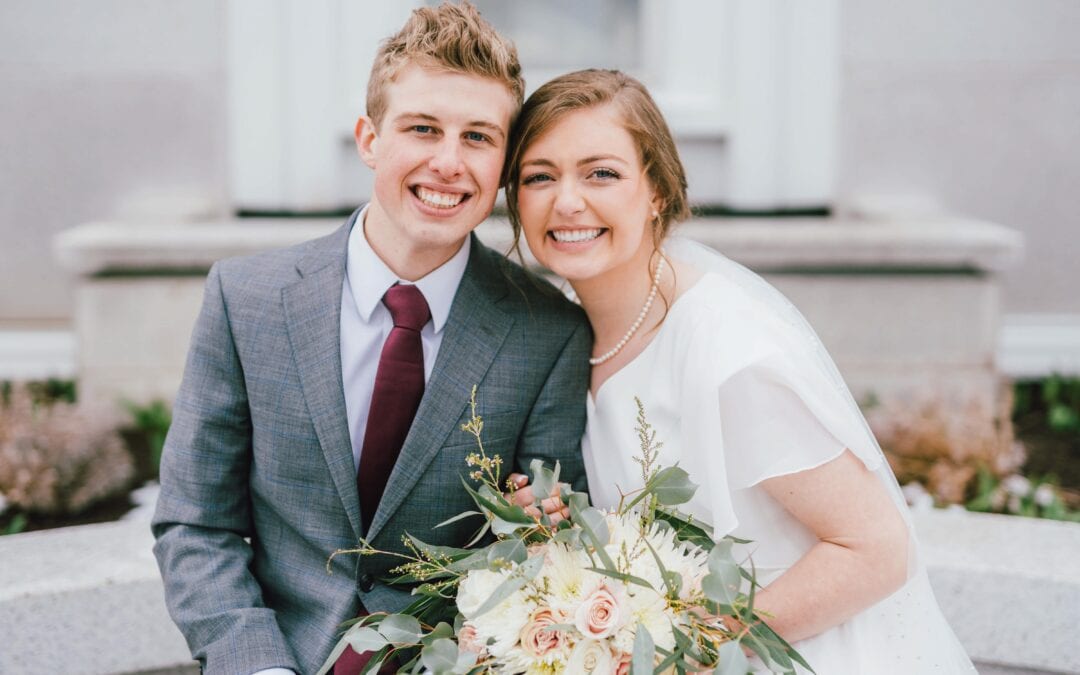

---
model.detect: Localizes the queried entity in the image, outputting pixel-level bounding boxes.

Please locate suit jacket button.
[359,573,375,593]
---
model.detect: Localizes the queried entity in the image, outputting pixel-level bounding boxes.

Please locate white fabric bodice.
[582,272,976,674]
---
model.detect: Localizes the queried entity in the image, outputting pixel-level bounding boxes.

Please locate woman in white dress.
[504,69,976,673]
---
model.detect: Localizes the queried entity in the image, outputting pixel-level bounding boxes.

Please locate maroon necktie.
[356,283,430,533]
[335,285,429,675]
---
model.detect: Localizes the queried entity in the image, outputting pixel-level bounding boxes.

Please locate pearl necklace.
[589,252,666,366]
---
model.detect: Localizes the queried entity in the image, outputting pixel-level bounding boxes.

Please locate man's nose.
[428,139,465,178]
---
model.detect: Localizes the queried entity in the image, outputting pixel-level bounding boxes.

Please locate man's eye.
[465,131,490,143]
[521,173,553,185]
[412,125,435,134]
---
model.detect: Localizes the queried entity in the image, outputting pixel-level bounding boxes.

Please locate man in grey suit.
[151,5,589,674]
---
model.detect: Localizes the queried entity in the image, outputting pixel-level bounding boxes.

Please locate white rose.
[456,569,507,619]
[566,638,617,673]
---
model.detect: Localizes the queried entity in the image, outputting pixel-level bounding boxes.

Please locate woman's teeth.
[416,187,465,209]
[551,229,603,243]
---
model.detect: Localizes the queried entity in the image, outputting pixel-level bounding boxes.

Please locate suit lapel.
[282,216,362,541]
[367,237,512,540]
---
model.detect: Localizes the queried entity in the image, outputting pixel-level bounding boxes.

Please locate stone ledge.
[1,509,1075,674]
[53,215,1023,276]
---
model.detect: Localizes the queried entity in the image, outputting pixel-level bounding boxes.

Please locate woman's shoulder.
[663,265,823,379]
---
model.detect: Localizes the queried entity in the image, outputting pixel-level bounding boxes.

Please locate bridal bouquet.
[318,389,810,674]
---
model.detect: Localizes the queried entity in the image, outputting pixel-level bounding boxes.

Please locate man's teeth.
[416,187,465,209]
[551,229,603,243]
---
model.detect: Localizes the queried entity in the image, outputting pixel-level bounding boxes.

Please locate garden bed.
[1,377,1078,535]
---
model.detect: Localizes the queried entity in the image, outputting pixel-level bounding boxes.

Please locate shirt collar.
[346,205,471,333]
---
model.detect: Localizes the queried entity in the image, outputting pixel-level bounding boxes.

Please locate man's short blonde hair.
[366,1,524,128]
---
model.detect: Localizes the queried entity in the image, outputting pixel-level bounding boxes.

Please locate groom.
[151,4,590,674]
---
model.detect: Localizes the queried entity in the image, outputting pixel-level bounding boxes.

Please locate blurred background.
[1,2,1078,673]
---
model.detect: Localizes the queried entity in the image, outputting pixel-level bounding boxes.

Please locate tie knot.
[382,284,430,332]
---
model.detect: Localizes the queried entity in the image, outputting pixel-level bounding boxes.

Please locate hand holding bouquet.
[318,390,811,674]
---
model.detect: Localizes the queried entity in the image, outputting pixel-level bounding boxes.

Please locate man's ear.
[355,115,378,169]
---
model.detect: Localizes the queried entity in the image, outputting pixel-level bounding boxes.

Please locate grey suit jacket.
[152,210,591,674]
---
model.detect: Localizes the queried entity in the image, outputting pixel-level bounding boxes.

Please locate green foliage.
[1,379,77,406]
[966,466,1080,522]
[123,399,171,475]
[2,512,28,536]
[1015,374,1080,435]
[318,391,809,675]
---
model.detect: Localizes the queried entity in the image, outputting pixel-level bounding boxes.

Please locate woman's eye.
[590,168,620,180]
[521,173,553,186]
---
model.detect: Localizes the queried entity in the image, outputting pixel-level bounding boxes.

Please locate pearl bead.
[589,251,666,366]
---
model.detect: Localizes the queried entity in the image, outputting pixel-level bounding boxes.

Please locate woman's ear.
[355,115,378,169]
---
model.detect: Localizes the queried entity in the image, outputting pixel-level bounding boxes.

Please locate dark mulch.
[1,491,137,534]
[1016,412,1080,490]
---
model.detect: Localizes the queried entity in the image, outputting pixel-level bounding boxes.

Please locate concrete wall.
[3,1,1079,328]
[837,0,1080,314]
[0,1,228,328]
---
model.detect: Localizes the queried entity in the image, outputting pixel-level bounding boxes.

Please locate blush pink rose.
[574,580,627,640]
[458,623,484,656]
[520,608,568,658]
[615,652,632,675]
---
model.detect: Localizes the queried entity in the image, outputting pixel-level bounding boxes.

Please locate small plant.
[868,388,1023,505]
[966,467,1080,522]
[0,383,133,519]
[123,399,172,478]
[1014,374,1080,435]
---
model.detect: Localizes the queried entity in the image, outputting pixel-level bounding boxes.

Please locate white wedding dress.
[582,243,976,674]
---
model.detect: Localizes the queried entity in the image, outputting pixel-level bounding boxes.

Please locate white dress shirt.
[253,210,470,675]
[340,206,470,471]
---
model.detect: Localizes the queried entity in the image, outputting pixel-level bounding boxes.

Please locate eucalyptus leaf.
[575,506,610,546]
[586,566,655,590]
[345,626,389,653]
[631,623,655,674]
[406,534,471,560]
[573,505,615,569]
[650,466,697,506]
[552,527,582,548]
[434,510,484,529]
[703,542,741,606]
[420,637,460,674]
[420,622,455,647]
[486,538,527,566]
[379,613,423,645]
[467,484,533,525]
[715,640,751,675]
[471,554,544,618]
[653,508,716,552]
[314,636,351,675]
[491,514,532,536]
[566,491,590,514]
[529,458,557,501]
[446,550,489,574]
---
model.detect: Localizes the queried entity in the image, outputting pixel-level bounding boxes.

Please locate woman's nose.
[553,181,585,216]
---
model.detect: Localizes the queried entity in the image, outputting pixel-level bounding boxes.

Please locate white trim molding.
[999,313,1080,379]
[0,331,76,381]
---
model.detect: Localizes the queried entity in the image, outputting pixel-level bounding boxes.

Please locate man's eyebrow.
[394,113,506,139]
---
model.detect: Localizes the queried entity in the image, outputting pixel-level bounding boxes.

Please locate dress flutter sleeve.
[676,283,887,531]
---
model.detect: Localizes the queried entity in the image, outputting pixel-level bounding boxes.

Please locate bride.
[504,69,977,673]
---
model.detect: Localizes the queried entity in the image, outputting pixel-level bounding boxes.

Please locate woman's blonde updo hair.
[505,69,690,249]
